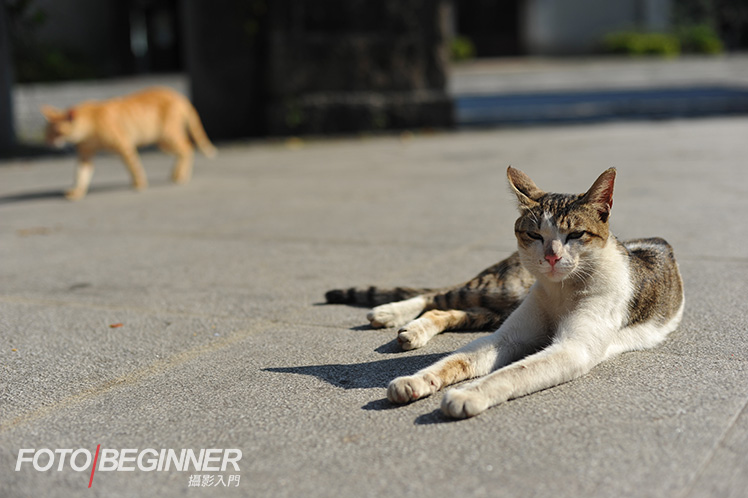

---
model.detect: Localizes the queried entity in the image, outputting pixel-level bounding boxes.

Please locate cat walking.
[326,167,684,418]
[41,87,216,200]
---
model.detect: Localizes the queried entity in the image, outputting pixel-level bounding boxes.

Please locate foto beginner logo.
[16,447,243,488]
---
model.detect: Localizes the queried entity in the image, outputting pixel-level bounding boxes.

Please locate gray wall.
[183,0,454,138]
[523,0,671,55]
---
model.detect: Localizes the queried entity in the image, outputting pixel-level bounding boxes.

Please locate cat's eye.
[566,231,585,241]
[526,231,543,241]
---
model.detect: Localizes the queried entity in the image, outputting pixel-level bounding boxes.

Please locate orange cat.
[40,87,217,200]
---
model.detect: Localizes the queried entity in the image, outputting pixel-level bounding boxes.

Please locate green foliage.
[14,48,98,83]
[450,36,476,62]
[677,24,724,54]
[284,100,304,130]
[4,0,47,30]
[603,31,681,57]
[371,109,388,130]
[673,0,748,49]
[602,24,726,57]
[5,0,100,82]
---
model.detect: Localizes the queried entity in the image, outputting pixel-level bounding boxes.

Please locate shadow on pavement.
[0,181,170,205]
[263,352,447,390]
[362,397,461,425]
[413,409,457,425]
[0,189,67,204]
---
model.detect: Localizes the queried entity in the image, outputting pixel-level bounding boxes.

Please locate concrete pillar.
[263,0,453,135]
[0,4,16,154]
[182,0,453,138]
[181,0,267,139]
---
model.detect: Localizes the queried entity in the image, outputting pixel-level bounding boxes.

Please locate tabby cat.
[326,167,684,418]
[41,87,216,200]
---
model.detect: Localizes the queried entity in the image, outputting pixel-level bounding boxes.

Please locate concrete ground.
[1,113,747,497]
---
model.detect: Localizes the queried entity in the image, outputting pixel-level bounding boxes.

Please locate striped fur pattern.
[327,167,684,419]
[325,252,534,350]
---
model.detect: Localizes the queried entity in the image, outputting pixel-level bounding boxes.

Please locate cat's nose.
[545,254,561,267]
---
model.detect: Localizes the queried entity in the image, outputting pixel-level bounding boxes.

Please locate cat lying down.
[41,87,216,200]
[326,167,684,418]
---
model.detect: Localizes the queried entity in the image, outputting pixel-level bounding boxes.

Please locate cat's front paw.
[172,168,192,184]
[441,388,490,419]
[367,304,408,329]
[397,320,434,350]
[65,189,85,201]
[132,178,148,191]
[387,373,439,404]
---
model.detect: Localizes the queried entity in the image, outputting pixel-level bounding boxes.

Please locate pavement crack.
[0,326,264,433]
[676,395,748,498]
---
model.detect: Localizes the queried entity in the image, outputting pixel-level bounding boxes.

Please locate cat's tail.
[185,104,218,158]
[325,286,434,306]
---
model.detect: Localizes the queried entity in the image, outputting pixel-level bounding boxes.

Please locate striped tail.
[325,286,433,307]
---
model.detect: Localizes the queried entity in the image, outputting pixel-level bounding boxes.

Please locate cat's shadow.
[0,181,171,205]
[359,400,457,425]
[263,352,446,391]
[0,188,68,204]
[264,351,477,424]
[263,352,455,418]
[413,409,459,425]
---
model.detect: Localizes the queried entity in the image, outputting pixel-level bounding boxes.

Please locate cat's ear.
[40,105,65,122]
[507,166,544,209]
[582,168,616,222]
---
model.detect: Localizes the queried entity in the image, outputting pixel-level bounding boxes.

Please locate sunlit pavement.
[1,112,747,497]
